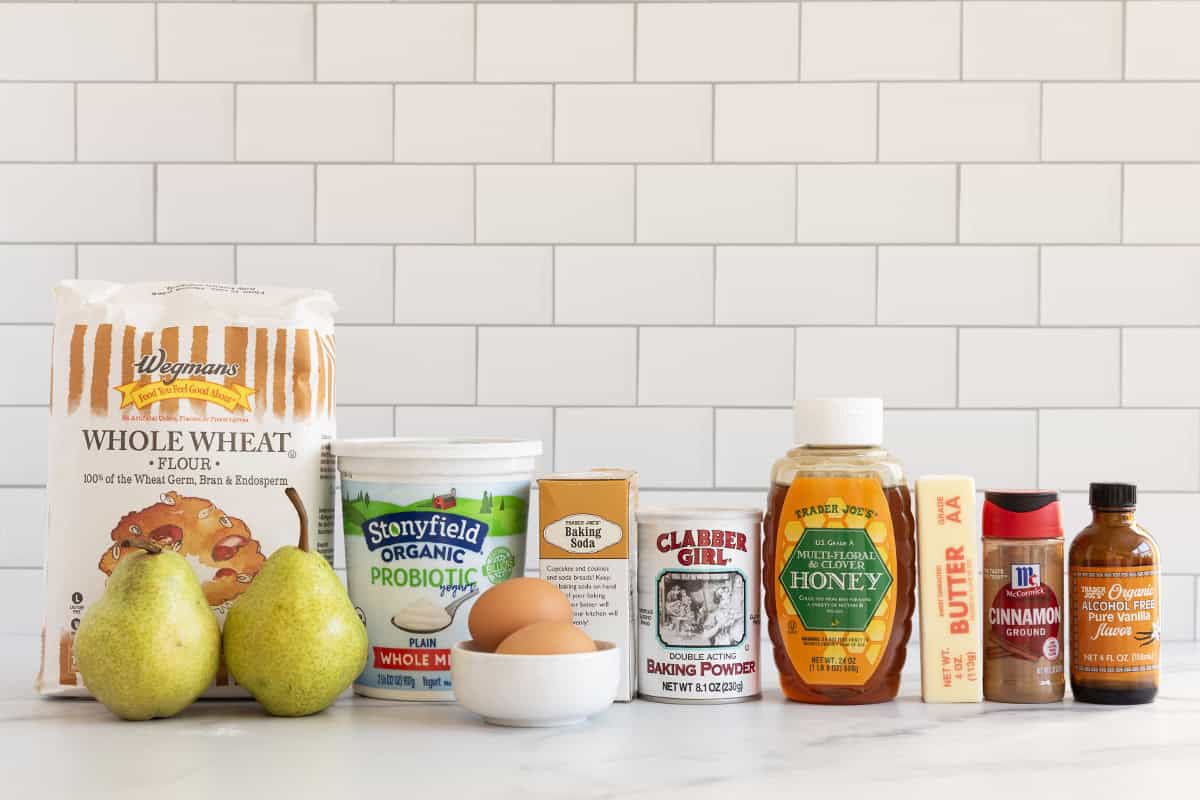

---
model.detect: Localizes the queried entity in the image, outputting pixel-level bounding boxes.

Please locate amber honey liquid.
[764,455,915,705]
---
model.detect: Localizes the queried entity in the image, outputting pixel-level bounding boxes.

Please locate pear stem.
[286,487,308,552]
[121,538,162,555]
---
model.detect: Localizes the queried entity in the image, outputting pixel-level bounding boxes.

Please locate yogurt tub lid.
[332,437,542,461]
[637,506,763,522]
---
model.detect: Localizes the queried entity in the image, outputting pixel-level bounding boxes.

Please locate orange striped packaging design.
[38,281,337,698]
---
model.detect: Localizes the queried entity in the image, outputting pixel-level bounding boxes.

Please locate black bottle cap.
[983,490,1059,513]
[1089,482,1137,509]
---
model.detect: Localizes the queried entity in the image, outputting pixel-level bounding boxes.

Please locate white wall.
[0,1,1197,640]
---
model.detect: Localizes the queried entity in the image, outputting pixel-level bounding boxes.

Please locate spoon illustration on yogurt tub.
[391,589,480,634]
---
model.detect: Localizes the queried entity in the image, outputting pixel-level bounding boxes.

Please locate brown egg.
[467,577,572,651]
[495,621,596,655]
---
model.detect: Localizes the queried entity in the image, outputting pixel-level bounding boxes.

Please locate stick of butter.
[916,476,982,703]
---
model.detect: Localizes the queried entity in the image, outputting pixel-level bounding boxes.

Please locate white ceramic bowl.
[451,640,620,727]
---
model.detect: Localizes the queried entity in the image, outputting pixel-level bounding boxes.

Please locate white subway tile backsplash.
[638,3,799,82]
[237,85,392,163]
[478,5,633,82]
[317,166,473,244]
[0,570,41,635]
[715,408,790,488]
[0,246,73,323]
[159,165,313,243]
[1040,410,1200,491]
[394,407,554,474]
[878,247,1039,325]
[638,166,796,244]
[960,165,1121,244]
[1044,84,1200,162]
[160,4,313,82]
[0,4,154,81]
[318,5,473,82]
[1162,576,1197,642]
[0,165,153,243]
[555,247,713,325]
[0,327,50,405]
[1125,166,1200,244]
[0,489,46,569]
[1041,247,1200,326]
[338,326,475,404]
[879,83,1040,163]
[1,0,1199,620]
[78,245,234,284]
[639,327,794,406]
[801,2,960,81]
[336,406,395,440]
[795,328,957,408]
[477,166,634,243]
[959,329,1120,408]
[1126,2,1200,80]
[715,84,876,164]
[0,85,73,162]
[1060,491,1200,574]
[395,246,553,324]
[886,410,1038,489]
[0,408,48,484]
[796,165,957,244]
[237,245,395,324]
[1123,330,1200,408]
[557,86,711,164]
[556,407,712,488]
[962,1,1122,80]
[78,84,233,163]
[395,86,552,164]
[715,247,875,325]
[478,328,637,405]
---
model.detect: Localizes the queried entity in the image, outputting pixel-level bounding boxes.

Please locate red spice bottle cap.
[982,491,1063,540]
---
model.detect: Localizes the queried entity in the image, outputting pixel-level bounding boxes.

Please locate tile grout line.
[71,83,78,162]
[710,245,717,325]
[1119,163,1126,243]
[874,82,880,162]
[873,246,880,324]
[1118,327,1125,407]
[1121,0,1128,80]
[1036,246,1043,325]
[958,0,964,80]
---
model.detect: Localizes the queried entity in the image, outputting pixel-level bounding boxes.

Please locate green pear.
[75,541,220,721]
[223,488,367,716]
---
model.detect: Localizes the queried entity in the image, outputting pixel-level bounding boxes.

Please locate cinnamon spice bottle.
[1069,483,1160,705]
[763,397,915,705]
[982,491,1065,703]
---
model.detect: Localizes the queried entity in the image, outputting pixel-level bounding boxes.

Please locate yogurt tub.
[333,437,542,701]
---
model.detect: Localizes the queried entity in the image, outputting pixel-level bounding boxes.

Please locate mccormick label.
[988,562,1063,662]
[773,478,897,687]
[341,478,529,699]
[1070,566,1160,681]
[637,511,761,703]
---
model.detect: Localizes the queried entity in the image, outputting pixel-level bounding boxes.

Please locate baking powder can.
[637,507,762,704]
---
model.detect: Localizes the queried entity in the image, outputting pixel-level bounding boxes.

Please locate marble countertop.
[2,633,1196,798]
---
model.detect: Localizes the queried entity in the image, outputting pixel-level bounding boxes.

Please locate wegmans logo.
[115,348,255,411]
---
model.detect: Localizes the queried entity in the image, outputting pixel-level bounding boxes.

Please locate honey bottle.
[1069,483,1160,705]
[763,397,915,704]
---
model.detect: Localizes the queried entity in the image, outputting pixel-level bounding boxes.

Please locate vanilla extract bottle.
[1070,483,1160,705]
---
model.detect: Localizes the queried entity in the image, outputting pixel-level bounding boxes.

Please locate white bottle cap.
[793,397,883,446]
